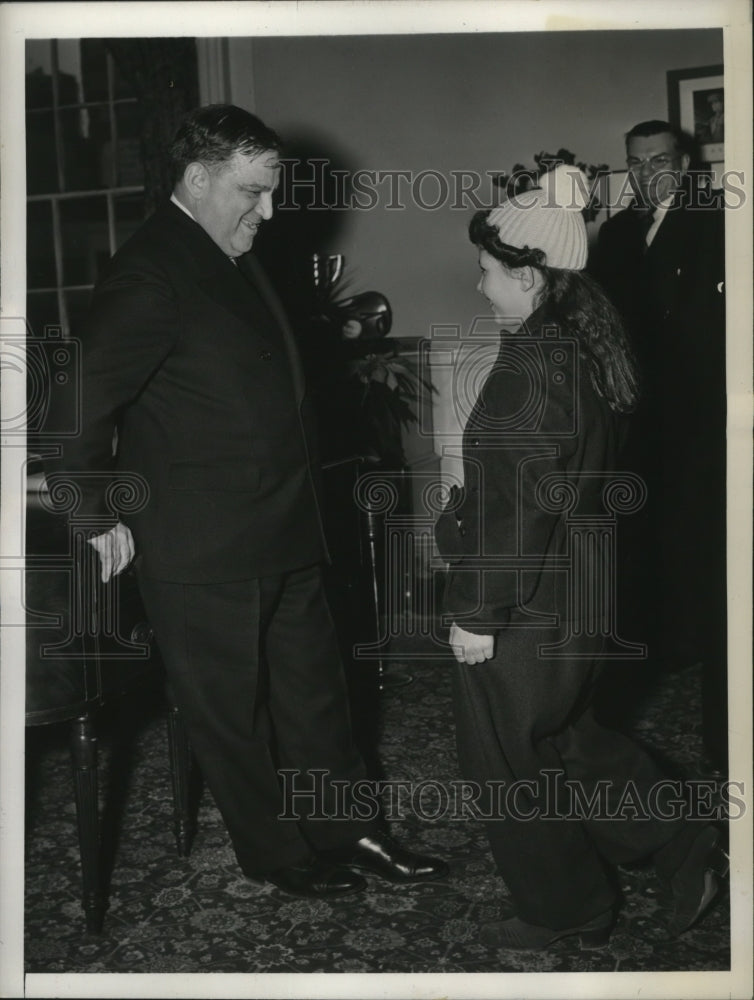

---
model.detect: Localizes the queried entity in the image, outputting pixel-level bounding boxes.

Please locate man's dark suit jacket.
[50,201,328,584]
[590,186,726,468]
[588,185,727,696]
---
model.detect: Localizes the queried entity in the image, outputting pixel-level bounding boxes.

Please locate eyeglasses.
[626,154,678,172]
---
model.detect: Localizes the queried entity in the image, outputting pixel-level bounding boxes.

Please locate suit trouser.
[138,563,377,876]
[623,391,728,768]
[451,627,690,929]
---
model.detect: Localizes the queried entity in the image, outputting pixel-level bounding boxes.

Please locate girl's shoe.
[666,825,729,935]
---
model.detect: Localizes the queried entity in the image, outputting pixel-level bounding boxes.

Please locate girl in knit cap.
[435,164,727,950]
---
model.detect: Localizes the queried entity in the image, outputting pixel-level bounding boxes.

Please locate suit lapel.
[645,191,687,262]
[238,253,306,403]
[625,202,652,257]
[160,203,273,339]
[158,203,306,402]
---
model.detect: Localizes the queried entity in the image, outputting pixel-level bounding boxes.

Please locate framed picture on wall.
[667,64,724,165]
[707,161,725,189]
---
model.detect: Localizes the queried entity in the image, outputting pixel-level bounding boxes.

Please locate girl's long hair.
[469,211,639,413]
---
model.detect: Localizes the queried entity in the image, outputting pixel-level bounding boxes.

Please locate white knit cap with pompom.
[487,164,589,270]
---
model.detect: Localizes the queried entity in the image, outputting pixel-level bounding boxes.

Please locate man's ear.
[680,152,691,174]
[183,162,209,199]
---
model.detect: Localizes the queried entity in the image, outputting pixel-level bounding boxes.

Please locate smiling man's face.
[626,132,689,208]
[192,149,280,257]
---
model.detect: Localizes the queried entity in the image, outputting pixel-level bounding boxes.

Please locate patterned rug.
[25,651,730,976]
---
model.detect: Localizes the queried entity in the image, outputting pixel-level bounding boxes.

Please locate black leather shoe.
[480,910,615,951]
[321,832,449,883]
[664,825,729,935]
[266,858,367,898]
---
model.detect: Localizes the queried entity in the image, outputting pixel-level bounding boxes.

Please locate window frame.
[26,39,146,335]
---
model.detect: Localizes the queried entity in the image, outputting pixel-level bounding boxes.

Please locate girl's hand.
[449,623,494,665]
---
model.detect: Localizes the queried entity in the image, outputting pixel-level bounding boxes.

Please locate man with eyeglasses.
[590,120,727,774]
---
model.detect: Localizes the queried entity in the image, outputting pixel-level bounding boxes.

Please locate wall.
[241,29,723,342]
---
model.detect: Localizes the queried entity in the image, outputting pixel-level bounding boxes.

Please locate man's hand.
[88,523,135,583]
[449,623,494,665]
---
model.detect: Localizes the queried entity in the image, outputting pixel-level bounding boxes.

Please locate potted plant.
[309,255,434,469]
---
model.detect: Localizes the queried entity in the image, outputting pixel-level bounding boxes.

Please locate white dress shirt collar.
[170,192,195,220]
[645,192,675,247]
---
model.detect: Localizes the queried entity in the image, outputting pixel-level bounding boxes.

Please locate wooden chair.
[25,499,194,934]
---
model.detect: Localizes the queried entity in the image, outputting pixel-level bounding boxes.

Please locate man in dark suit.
[49,104,446,898]
[590,120,727,770]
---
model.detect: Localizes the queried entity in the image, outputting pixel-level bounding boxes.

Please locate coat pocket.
[168,461,261,493]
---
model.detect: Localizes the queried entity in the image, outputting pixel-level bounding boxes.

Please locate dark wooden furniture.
[25,497,193,934]
[24,455,407,932]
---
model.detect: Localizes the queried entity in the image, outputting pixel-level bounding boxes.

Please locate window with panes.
[26,38,146,339]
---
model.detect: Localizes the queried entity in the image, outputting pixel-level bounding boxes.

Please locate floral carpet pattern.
[25,655,730,976]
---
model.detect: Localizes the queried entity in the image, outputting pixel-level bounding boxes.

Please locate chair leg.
[70,715,106,934]
[166,703,195,857]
